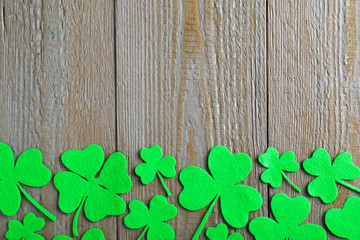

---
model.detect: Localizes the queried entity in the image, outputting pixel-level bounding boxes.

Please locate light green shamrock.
[206,223,243,240]
[135,145,176,196]
[124,195,177,240]
[5,212,45,240]
[258,147,301,192]
[53,228,105,240]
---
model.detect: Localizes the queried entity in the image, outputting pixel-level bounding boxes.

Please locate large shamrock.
[258,147,301,192]
[325,196,360,239]
[5,212,45,240]
[135,145,176,196]
[249,193,326,240]
[206,223,243,240]
[124,195,177,240]
[0,142,56,220]
[54,144,132,236]
[179,145,262,239]
[53,228,105,240]
[303,148,360,203]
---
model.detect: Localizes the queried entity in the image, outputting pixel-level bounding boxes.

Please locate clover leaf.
[0,142,56,220]
[179,145,263,239]
[53,228,106,240]
[249,193,326,240]
[206,223,243,240]
[135,145,176,196]
[124,195,177,240]
[303,148,360,204]
[259,147,301,192]
[5,212,45,240]
[54,144,132,236]
[325,196,360,239]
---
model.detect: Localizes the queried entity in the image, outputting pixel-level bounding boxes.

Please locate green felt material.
[124,195,177,240]
[5,212,45,240]
[206,223,243,240]
[179,145,262,240]
[249,193,326,240]
[259,147,301,192]
[303,148,360,204]
[325,196,360,239]
[135,145,176,197]
[0,142,56,220]
[53,228,105,240]
[54,144,132,236]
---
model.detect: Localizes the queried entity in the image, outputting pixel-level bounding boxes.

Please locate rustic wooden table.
[0,0,359,239]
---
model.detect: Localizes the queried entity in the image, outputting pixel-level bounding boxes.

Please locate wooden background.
[0,0,359,239]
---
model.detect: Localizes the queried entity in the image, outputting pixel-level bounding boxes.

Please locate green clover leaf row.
[0,142,56,221]
[259,147,301,192]
[135,145,176,197]
[206,223,243,240]
[179,145,263,240]
[124,195,177,240]
[249,193,327,240]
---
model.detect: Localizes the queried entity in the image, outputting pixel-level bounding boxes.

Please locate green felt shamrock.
[0,142,56,220]
[258,147,301,192]
[124,195,177,240]
[54,144,132,236]
[325,196,360,239]
[249,193,326,240]
[135,145,176,197]
[206,223,243,240]
[53,228,105,240]
[179,145,262,240]
[5,212,45,240]
[303,148,360,204]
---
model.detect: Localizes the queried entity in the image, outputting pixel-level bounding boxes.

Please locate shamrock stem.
[281,171,301,193]
[137,225,149,240]
[73,197,86,237]
[337,180,360,193]
[157,172,172,197]
[17,183,57,221]
[192,194,220,240]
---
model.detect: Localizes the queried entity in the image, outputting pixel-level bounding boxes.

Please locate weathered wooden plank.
[268,0,360,239]
[0,0,116,238]
[115,0,267,239]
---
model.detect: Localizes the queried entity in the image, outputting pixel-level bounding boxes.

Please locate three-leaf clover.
[0,142,56,220]
[325,196,360,239]
[249,193,326,240]
[303,148,360,204]
[206,223,243,240]
[179,145,263,240]
[5,212,45,240]
[54,144,132,236]
[124,195,177,240]
[258,147,301,192]
[53,228,105,240]
[135,145,176,197]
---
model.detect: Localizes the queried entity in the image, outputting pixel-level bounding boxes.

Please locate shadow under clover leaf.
[54,144,132,236]
[179,145,263,240]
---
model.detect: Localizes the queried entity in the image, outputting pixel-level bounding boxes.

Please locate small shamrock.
[53,228,105,240]
[5,212,45,240]
[206,223,243,240]
[249,193,326,240]
[258,147,301,192]
[0,142,56,220]
[179,145,262,239]
[135,145,176,196]
[124,195,177,240]
[303,148,360,204]
[54,144,132,236]
[325,196,360,239]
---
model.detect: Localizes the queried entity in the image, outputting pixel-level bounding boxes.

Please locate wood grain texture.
[115,0,267,239]
[0,0,116,239]
[268,0,360,239]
